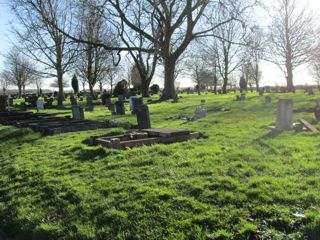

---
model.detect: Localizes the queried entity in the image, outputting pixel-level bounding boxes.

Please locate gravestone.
[315,103,320,121]
[307,88,314,96]
[86,96,94,111]
[36,100,45,110]
[193,105,207,120]
[276,99,293,131]
[19,102,27,111]
[131,97,143,114]
[70,95,77,106]
[265,96,271,104]
[109,103,116,115]
[0,95,6,112]
[115,101,125,115]
[136,104,151,129]
[72,105,85,120]
[201,99,206,105]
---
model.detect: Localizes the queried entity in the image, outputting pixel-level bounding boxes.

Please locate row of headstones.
[71,102,151,130]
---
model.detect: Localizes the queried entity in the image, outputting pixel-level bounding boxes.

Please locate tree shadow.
[0,127,41,143]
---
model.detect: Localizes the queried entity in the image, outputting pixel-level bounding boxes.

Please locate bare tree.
[0,71,11,95]
[75,0,117,99]
[11,0,78,106]
[2,50,36,97]
[265,0,315,92]
[210,16,245,94]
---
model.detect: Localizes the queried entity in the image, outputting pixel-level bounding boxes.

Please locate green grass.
[1,90,320,239]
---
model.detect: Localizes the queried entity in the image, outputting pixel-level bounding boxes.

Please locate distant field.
[0,91,319,239]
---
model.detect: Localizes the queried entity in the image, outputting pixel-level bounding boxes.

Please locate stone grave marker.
[0,95,6,112]
[115,101,125,115]
[86,95,94,111]
[136,104,151,129]
[70,95,78,106]
[109,103,116,115]
[36,100,45,110]
[265,96,271,104]
[192,105,207,120]
[201,99,206,104]
[130,97,143,114]
[315,105,320,121]
[276,99,293,131]
[72,105,85,120]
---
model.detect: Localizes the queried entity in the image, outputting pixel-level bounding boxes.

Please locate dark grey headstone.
[72,105,85,120]
[131,97,143,114]
[276,99,293,131]
[136,104,151,129]
[115,101,125,115]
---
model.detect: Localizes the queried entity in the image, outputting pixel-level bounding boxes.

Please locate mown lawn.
[0,91,319,239]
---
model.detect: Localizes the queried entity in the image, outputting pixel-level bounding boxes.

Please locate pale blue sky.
[0,0,319,89]
[0,0,11,69]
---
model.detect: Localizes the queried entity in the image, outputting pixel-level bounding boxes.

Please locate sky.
[0,0,319,90]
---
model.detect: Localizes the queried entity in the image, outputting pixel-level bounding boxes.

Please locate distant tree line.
[0,0,319,101]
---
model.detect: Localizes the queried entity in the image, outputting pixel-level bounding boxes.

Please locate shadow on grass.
[258,130,282,139]
[0,127,41,143]
[63,146,121,162]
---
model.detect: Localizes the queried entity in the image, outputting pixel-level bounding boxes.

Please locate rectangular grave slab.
[141,128,190,137]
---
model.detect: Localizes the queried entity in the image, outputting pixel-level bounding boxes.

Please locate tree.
[265,0,315,92]
[150,84,160,94]
[0,71,11,95]
[75,0,117,99]
[53,0,254,100]
[11,0,78,106]
[113,79,128,97]
[71,74,79,94]
[2,50,36,97]
[209,12,245,94]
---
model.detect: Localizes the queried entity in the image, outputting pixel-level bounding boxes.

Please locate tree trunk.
[222,76,228,94]
[18,85,22,98]
[141,79,150,97]
[286,62,294,92]
[57,70,64,107]
[89,83,95,99]
[99,81,103,93]
[161,59,176,100]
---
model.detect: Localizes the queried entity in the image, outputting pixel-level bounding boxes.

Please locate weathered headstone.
[109,103,116,115]
[36,100,45,110]
[192,105,207,120]
[307,88,314,96]
[115,101,125,115]
[72,105,85,120]
[276,99,293,131]
[0,95,6,112]
[136,104,151,129]
[315,103,320,121]
[265,96,272,104]
[70,95,77,106]
[86,95,94,111]
[130,97,143,114]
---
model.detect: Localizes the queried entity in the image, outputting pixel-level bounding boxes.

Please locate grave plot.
[90,128,202,149]
[0,111,108,136]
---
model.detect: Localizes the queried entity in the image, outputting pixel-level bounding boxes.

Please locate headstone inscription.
[136,104,151,129]
[72,105,85,120]
[276,99,293,131]
[0,95,7,112]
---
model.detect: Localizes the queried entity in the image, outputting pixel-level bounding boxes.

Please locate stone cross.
[276,99,293,131]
